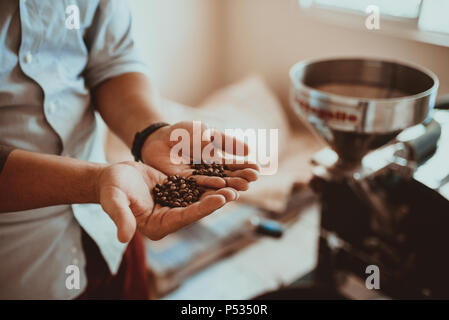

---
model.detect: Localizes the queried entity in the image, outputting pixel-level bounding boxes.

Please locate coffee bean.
[152,175,204,208]
[190,162,228,177]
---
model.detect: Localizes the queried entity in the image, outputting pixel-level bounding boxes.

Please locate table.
[163,203,320,300]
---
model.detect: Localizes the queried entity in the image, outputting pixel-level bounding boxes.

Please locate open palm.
[98,161,238,242]
[141,121,260,191]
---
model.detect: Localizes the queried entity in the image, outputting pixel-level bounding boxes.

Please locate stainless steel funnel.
[290,57,439,168]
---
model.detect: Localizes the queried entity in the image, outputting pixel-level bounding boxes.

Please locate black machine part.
[394,97,449,166]
[398,94,448,165]
[401,119,441,165]
[435,94,449,110]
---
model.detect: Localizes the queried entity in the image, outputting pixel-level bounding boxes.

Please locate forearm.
[93,72,164,148]
[0,149,106,213]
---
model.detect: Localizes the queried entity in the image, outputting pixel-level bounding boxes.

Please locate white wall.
[129,0,223,106]
[129,0,449,107]
[222,0,449,107]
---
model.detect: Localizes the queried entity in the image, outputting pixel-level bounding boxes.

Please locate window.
[418,0,449,35]
[298,0,449,47]
[311,0,422,19]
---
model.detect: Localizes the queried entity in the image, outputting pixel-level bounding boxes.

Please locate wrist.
[87,162,108,204]
[131,122,170,163]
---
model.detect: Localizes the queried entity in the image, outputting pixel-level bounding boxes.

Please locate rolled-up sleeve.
[83,0,149,88]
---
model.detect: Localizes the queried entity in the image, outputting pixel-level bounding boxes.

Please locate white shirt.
[0,0,149,299]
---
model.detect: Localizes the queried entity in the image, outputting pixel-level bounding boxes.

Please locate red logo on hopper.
[296,97,358,122]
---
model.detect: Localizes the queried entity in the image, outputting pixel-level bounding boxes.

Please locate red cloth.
[76,230,150,300]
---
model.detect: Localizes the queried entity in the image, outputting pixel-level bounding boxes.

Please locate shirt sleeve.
[0,145,14,174]
[83,0,150,88]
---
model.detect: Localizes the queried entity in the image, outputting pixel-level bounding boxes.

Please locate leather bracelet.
[131,122,170,162]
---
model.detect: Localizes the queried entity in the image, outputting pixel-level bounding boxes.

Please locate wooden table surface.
[163,203,320,300]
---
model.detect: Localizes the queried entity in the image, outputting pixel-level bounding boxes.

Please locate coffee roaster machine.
[261,58,449,299]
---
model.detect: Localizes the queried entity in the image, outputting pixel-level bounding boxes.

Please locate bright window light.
[300,0,422,19]
[419,0,449,34]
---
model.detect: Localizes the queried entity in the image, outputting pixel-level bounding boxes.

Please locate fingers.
[182,194,227,224]
[189,174,226,189]
[100,187,136,243]
[224,162,261,172]
[172,122,248,157]
[216,187,240,201]
[158,194,227,235]
[202,187,239,202]
[224,177,249,191]
[210,129,249,157]
[158,166,227,189]
[224,168,259,182]
[147,187,239,240]
[188,167,257,191]
[175,188,238,226]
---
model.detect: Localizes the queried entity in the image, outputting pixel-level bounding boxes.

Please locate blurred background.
[128,0,449,106]
[107,0,449,299]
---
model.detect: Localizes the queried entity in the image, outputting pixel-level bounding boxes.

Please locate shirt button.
[72,258,79,265]
[24,52,33,64]
[71,246,77,254]
[48,102,57,114]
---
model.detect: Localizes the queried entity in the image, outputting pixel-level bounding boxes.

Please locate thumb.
[100,186,137,243]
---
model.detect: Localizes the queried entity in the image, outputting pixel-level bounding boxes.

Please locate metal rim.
[289,56,439,106]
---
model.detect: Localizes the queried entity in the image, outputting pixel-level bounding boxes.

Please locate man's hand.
[93,74,259,189]
[97,161,239,243]
[0,150,237,243]
[141,121,259,191]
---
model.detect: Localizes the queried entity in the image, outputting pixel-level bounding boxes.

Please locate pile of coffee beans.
[191,162,228,177]
[152,175,204,208]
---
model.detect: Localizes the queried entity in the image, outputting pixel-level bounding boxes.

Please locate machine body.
[288,58,449,299]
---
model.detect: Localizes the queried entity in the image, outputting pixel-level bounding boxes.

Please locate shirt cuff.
[85,59,151,89]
